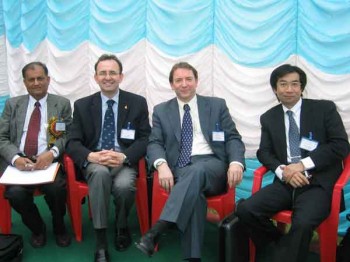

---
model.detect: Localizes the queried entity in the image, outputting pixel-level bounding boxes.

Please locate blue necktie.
[177,104,193,167]
[287,110,301,163]
[101,99,115,150]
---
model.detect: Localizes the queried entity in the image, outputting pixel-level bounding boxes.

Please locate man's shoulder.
[261,103,282,119]
[48,93,70,104]
[302,98,335,108]
[74,92,100,105]
[120,89,147,102]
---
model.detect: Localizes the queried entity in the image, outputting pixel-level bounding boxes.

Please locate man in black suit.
[66,54,151,262]
[236,64,349,262]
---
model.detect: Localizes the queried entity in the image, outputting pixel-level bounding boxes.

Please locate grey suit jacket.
[0,94,72,172]
[147,95,245,171]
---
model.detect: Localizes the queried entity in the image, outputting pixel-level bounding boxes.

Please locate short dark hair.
[169,62,198,83]
[270,64,307,92]
[94,54,123,74]
[22,62,49,79]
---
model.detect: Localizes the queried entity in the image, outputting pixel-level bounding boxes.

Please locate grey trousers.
[83,163,137,229]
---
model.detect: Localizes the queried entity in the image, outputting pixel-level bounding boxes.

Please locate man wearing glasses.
[236,64,349,262]
[66,54,151,262]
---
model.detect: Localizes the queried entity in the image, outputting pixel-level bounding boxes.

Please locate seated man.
[236,64,350,262]
[136,62,245,262]
[66,54,151,262]
[0,61,72,248]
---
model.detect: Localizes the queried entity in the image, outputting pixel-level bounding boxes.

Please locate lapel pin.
[125,105,128,110]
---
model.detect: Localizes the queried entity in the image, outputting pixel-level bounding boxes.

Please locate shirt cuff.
[301,157,315,170]
[275,165,285,181]
[229,161,244,170]
[11,155,20,166]
[154,158,167,169]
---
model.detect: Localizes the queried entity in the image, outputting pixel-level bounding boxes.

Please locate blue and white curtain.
[1,0,350,233]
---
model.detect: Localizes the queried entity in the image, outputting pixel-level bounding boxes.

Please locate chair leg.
[318,224,337,262]
[67,194,84,242]
[0,187,11,234]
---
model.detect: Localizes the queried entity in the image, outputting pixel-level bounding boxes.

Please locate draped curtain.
[0,0,350,233]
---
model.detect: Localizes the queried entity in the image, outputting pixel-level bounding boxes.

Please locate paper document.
[0,162,59,185]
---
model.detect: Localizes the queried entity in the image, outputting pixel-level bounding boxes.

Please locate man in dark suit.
[66,54,151,262]
[0,62,72,248]
[136,62,245,261]
[236,64,349,262]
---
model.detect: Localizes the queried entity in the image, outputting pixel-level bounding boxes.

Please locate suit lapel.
[274,105,288,162]
[90,93,103,141]
[197,96,211,142]
[117,90,129,133]
[16,96,29,145]
[167,98,181,142]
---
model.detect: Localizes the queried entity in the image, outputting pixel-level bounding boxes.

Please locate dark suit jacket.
[257,98,349,194]
[66,90,151,169]
[0,94,72,172]
[147,95,245,171]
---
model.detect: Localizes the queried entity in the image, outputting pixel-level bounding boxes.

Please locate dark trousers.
[5,169,67,235]
[236,180,331,262]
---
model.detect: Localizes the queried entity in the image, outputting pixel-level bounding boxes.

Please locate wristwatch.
[123,154,131,166]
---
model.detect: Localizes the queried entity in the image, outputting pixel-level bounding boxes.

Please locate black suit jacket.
[66,90,151,169]
[257,99,349,194]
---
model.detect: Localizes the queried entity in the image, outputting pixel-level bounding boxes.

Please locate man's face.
[23,65,50,101]
[274,72,302,109]
[94,59,124,97]
[170,68,198,103]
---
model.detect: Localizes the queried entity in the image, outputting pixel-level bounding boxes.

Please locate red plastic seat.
[0,185,43,234]
[249,155,350,262]
[151,170,235,250]
[63,154,150,242]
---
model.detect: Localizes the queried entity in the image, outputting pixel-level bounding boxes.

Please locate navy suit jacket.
[147,95,245,171]
[257,98,349,194]
[66,90,151,169]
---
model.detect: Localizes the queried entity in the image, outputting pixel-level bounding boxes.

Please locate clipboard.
[0,162,60,185]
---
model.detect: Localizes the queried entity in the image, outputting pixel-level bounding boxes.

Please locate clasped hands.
[15,151,54,171]
[88,150,125,168]
[281,162,310,188]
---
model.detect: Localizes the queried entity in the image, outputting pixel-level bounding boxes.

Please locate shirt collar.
[177,95,197,110]
[282,98,302,115]
[100,90,119,105]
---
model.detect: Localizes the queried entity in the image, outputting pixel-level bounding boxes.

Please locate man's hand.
[227,163,243,188]
[34,151,54,170]
[87,150,124,168]
[14,157,35,171]
[157,163,174,193]
[281,162,309,188]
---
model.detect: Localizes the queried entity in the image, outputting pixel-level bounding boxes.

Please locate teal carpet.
[9,196,320,261]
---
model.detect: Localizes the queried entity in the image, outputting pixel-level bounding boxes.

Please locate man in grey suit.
[0,62,72,248]
[66,54,151,262]
[136,62,245,261]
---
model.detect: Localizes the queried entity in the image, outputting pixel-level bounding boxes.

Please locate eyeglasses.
[97,71,120,77]
[278,81,301,89]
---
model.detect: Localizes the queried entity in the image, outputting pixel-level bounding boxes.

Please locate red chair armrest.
[252,166,269,194]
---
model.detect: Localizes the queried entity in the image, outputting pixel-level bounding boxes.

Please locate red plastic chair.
[151,170,235,250]
[249,155,350,262]
[63,154,150,242]
[0,185,43,234]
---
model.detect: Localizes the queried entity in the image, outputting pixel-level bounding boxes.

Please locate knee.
[235,200,252,221]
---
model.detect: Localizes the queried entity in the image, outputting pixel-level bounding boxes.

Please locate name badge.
[121,129,135,140]
[212,131,225,142]
[300,137,318,151]
[55,122,66,131]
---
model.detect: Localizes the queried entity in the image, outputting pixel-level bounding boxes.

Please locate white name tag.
[121,129,135,140]
[212,131,225,142]
[55,122,66,131]
[300,137,318,151]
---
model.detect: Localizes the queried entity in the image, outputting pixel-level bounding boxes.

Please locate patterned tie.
[177,104,193,167]
[24,101,41,157]
[287,110,301,163]
[101,99,115,150]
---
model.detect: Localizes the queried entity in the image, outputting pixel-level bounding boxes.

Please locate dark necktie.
[177,104,193,167]
[287,110,301,163]
[24,101,41,157]
[101,99,115,150]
